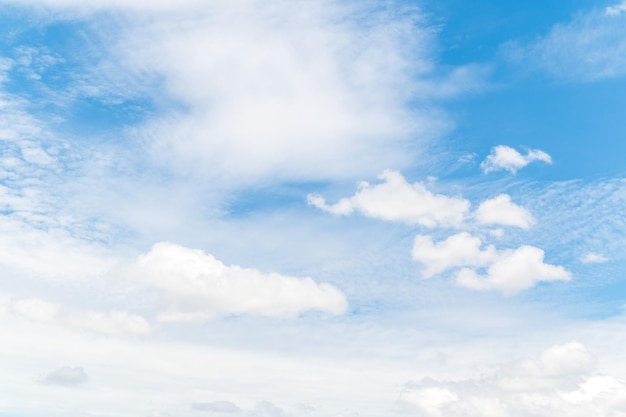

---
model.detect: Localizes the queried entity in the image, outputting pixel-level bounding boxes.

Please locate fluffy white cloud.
[40,366,89,387]
[308,170,470,228]
[412,233,570,294]
[481,145,552,174]
[411,233,497,278]
[135,242,348,321]
[580,252,608,264]
[398,342,626,417]
[12,298,151,335]
[474,194,534,229]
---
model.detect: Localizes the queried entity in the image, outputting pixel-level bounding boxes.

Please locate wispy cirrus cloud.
[505,3,626,82]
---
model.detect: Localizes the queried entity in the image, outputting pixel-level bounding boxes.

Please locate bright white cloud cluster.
[12,298,151,335]
[475,194,535,229]
[309,171,535,230]
[135,242,348,321]
[308,170,470,228]
[309,170,566,293]
[412,233,570,294]
[398,342,626,417]
[481,145,552,174]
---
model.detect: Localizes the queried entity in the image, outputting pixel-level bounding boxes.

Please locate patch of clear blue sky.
[419,0,626,181]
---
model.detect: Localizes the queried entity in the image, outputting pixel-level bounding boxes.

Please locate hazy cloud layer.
[41,366,89,387]
[13,298,151,335]
[192,401,241,413]
[398,342,626,417]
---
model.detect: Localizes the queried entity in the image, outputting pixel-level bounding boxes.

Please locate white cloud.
[12,298,151,335]
[411,233,497,278]
[481,145,552,174]
[580,252,608,264]
[41,366,89,387]
[474,194,535,229]
[507,5,626,81]
[457,245,571,294]
[308,170,470,228]
[606,2,626,16]
[12,298,60,323]
[412,233,570,294]
[84,0,460,186]
[397,342,626,417]
[135,242,348,321]
[65,310,152,335]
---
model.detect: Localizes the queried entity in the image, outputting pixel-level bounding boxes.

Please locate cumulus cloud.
[307,170,470,228]
[481,145,552,174]
[12,298,151,335]
[412,233,570,294]
[398,342,626,417]
[41,366,89,387]
[135,242,348,321]
[192,401,241,413]
[580,252,608,264]
[474,194,535,229]
[507,4,626,81]
[411,233,497,278]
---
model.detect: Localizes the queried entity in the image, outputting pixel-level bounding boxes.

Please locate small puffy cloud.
[307,170,470,228]
[411,233,497,278]
[41,366,89,387]
[474,194,535,229]
[398,342,626,417]
[606,2,626,16]
[412,233,570,294]
[192,401,241,413]
[580,252,608,264]
[481,145,552,174]
[457,245,571,294]
[12,298,151,335]
[135,242,348,321]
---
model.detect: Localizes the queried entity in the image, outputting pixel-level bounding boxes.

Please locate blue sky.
[1,1,626,416]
